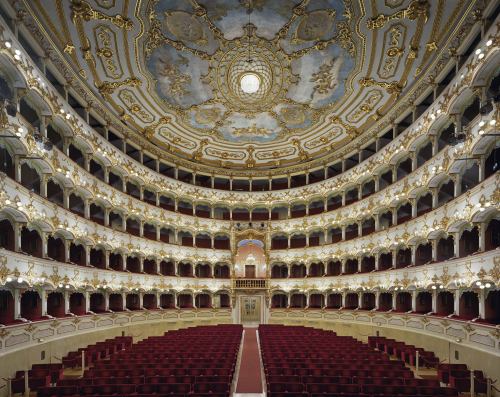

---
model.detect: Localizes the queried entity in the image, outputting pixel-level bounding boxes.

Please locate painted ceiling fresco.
[21,0,477,171]
[146,0,355,143]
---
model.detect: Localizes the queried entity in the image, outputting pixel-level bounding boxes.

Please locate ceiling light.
[240,73,260,94]
[478,53,484,59]
[5,41,11,48]
[486,39,492,46]
[479,121,485,127]
[475,49,482,55]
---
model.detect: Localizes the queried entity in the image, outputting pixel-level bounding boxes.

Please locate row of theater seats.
[35,325,242,397]
[259,325,458,397]
[369,336,488,393]
[10,336,131,394]
[367,336,439,367]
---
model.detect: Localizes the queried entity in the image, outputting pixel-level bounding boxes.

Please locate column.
[139,221,144,237]
[305,234,309,247]
[358,222,362,237]
[104,209,110,226]
[287,235,291,249]
[392,165,397,183]
[341,191,346,206]
[341,225,346,240]
[392,208,397,226]
[453,232,460,258]
[411,246,416,266]
[105,250,110,269]
[14,288,21,319]
[453,290,460,315]
[40,289,47,316]
[341,259,346,274]
[40,174,48,198]
[305,293,310,308]
[14,155,21,182]
[156,225,160,241]
[341,292,346,308]
[121,215,126,232]
[478,222,486,252]
[84,246,90,267]
[64,290,70,314]
[63,240,70,263]
[479,156,486,183]
[63,190,70,209]
[391,250,397,268]
[84,291,90,313]
[84,199,90,219]
[375,291,380,310]
[453,174,462,197]
[392,292,397,311]
[411,198,417,218]
[139,292,144,309]
[411,291,417,312]
[139,256,144,273]
[431,290,437,313]
[374,215,380,231]
[374,176,380,192]
[156,291,161,309]
[41,232,48,258]
[431,240,438,262]
[411,152,417,171]
[122,292,127,310]
[104,167,109,184]
[14,222,21,252]
[430,187,438,209]
[478,290,485,319]
[104,293,110,311]
[374,255,380,271]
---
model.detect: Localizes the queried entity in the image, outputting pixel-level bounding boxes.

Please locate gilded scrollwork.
[70,0,133,30]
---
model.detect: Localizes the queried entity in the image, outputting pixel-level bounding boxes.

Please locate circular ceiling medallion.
[240,72,261,94]
[208,37,292,113]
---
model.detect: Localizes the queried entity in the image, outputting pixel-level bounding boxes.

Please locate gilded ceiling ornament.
[70,0,133,31]
[367,0,430,30]
[310,57,344,97]
[96,77,141,95]
[359,77,404,95]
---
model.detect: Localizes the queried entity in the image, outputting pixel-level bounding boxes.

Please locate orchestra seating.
[10,336,131,394]
[62,336,133,368]
[35,325,242,397]
[367,336,439,367]
[370,336,488,393]
[259,325,458,397]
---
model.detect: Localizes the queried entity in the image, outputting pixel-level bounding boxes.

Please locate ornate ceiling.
[21,0,475,172]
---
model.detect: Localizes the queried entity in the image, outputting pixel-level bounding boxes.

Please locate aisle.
[235,327,264,395]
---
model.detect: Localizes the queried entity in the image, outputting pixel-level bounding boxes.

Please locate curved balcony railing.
[269,174,498,262]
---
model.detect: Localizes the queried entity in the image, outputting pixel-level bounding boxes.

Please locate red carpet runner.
[235,328,263,393]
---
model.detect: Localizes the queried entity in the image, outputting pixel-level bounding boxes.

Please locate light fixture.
[240,73,260,94]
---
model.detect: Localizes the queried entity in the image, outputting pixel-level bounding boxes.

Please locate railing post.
[415,350,419,376]
[81,350,85,377]
[23,370,29,397]
[470,369,475,397]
